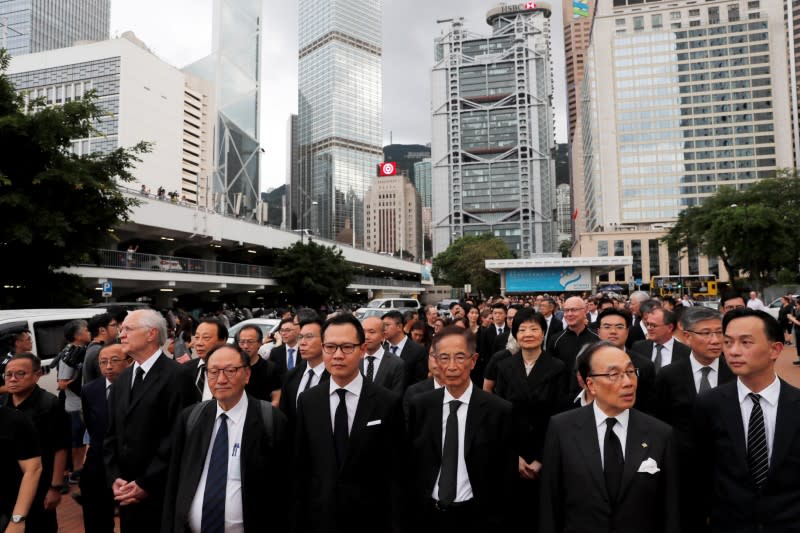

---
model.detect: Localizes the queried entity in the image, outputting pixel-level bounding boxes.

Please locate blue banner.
[505,267,592,293]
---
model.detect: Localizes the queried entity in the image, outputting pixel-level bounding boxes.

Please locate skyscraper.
[294,0,382,245]
[431,3,557,258]
[184,0,262,218]
[0,0,109,56]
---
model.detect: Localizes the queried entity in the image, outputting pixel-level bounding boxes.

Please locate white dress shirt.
[433,382,474,503]
[131,350,162,388]
[296,361,326,403]
[389,335,408,355]
[737,376,780,464]
[689,354,719,392]
[652,337,676,368]
[363,348,385,379]
[196,359,213,401]
[574,389,592,407]
[328,373,363,435]
[593,402,630,467]
[188,394,248,533]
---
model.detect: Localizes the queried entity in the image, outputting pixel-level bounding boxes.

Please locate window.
[634,16,644,31]
[652,14,662,29]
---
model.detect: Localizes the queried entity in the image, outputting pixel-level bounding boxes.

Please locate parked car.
[139,256,183,271]
[354,308,387,320]
[765,295,800,320]
[366,298,420,313]
[226,318,281,345]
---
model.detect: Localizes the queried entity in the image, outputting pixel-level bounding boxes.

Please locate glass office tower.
[294,0,382,245]
[0,0,110,56]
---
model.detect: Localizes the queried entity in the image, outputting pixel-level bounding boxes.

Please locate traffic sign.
[102,281,112,297]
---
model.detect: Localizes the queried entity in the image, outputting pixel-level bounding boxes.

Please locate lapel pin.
[641,442,648,448]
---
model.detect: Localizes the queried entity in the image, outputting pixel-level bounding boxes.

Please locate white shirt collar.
[135,349,162,374]
[390,335,408,352]
[689,353,720,373]
[443,380,473,405]
[737,375,780,406]
[654,337,675,349]
[328,372,364,398]
[366,347,385,359]
[105,378,113,389]
[593,401,630,430]
[307,360,325,375]
[215,392,248,425]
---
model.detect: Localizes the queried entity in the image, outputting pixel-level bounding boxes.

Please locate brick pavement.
[55,345,800,532]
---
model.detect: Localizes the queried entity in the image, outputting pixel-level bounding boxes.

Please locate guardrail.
[80,249,272,279]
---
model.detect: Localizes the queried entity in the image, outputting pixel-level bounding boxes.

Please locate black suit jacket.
[693,379,800,532]
[628,350,657,415]
[631,338,691,371]
[269,343,300,382]
[162,395,290,533]
[626,316,648,348]
[278,363,329,424]
[81,377,110,475]
[407,387,516,529]
[294,379,407,533]
[104,353,196,495]
[540,405,680,533]
[182,358,207,402]
[360,350,406,395]
[544,316,564,346]
[392,338,428,386]
[494,353,567,463]
[402,378,436,423]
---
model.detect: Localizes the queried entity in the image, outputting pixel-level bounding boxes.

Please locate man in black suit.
[268,317,302,382]
[162,344,289,532]
[540,298,563,347]
[80,344,131,533]
[654,306,734,532]
[278,317,329,427]
[383,310,428,386]
[631,307,690,374]
[475,303,507,386]
[361,316,405,394]
[407,325,515,531]
[104,309,196,532]
[540,341,679,533]
[403,349,443,422]
[294,314,407,533]
[625,291,652,348]
[184,318,227,402]
[693,308,800,531]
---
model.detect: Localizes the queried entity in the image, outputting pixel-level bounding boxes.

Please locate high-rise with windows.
[575,0,794,284]
[293,0,382,245]
[0,0,109,56]
[431,3,557,258]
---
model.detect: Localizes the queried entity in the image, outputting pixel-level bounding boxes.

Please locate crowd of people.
[1,288,799,532]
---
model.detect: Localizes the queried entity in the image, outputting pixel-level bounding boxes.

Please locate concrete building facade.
[364,173,423,260]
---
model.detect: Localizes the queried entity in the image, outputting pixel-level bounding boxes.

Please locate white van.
[365,298,421,313]
[0,308,102,392]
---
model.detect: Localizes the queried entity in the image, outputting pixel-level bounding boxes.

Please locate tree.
[662,170,800,289]
[0,49,149,307]
[432,233,512,297]
[558,240,572,258]
[271,241,354,309]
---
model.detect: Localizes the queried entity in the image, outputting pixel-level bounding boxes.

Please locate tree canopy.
[432,233,512,296]
[271,240,354,309]
[661,169,800,288]
[0,49,148,307]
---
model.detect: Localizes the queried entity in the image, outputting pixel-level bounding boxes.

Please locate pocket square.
[366,419,381,427]
[637,457,660,474]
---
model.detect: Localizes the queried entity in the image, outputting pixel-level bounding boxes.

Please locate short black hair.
[235,324,263,343]
[278,317,295,329]
[722,308,783,344]
[597,308,631,329]
[295,308,321,324]
[206,344,249,367]
[491,302,507,312]
[448,301,462,310]
[63,319,87,342]
[381,310,404,326]
[9,352,42,372]
[511,309,548,339]
[199,319,228,341]
[322,313,365,344]
[88,312,113,338]
[299,317,324,331]
[720,290,746,307]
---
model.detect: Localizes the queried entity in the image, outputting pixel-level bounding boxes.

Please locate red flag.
[378,162,397,176]
[571,208,578,220]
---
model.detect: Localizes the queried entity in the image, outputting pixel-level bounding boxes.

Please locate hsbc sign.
[378,161,397,176]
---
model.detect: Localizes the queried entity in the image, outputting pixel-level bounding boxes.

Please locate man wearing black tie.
[162,344,289,532]
[105,309,196,532]
[277,317,329,427]
[80,344,131,533]
[383,310,428,386]
[540,341,679,533]
[294,314,407,533]
[184,319,228,402]
[407,326,515,531]
[693,308,800,531]
[360,316,405,394]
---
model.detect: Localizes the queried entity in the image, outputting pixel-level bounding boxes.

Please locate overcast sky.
[110,1,567,192]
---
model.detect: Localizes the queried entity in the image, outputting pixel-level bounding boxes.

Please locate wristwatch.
[10,515,25,523]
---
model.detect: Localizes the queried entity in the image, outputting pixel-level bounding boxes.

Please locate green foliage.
[0,48,149,307]
[558,240,572,258]
[432,233,512,296]
[662,169,800,288]
[271,241,354,308]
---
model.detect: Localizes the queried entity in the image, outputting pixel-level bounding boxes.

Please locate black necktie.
[201,413,228,533]
[334,389,349,467]
[303,368,315,392]
[365,356,376,382]
[654,344,664,373]
[390,345,398,355]
[698,366,712,394]
[747,393,769,490]
[196,365,207,393]
[130,367,144,400]
[604,418,624,505]
[438,399,461,506]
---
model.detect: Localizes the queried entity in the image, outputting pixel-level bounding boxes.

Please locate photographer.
[55,320,90,485]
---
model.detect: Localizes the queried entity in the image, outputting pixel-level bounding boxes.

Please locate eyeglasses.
[297,333,319,341]
[588,368,639,382]
[599,324,626,331]
[99,358,126,366]
[207,366,246,379]
[645,322,666,329]
[3,370,30,380]
[686,329,724,339]
[237,339,259,345]
[322,343,358,355]
[436,353,471,365]
[279,328,295,334]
